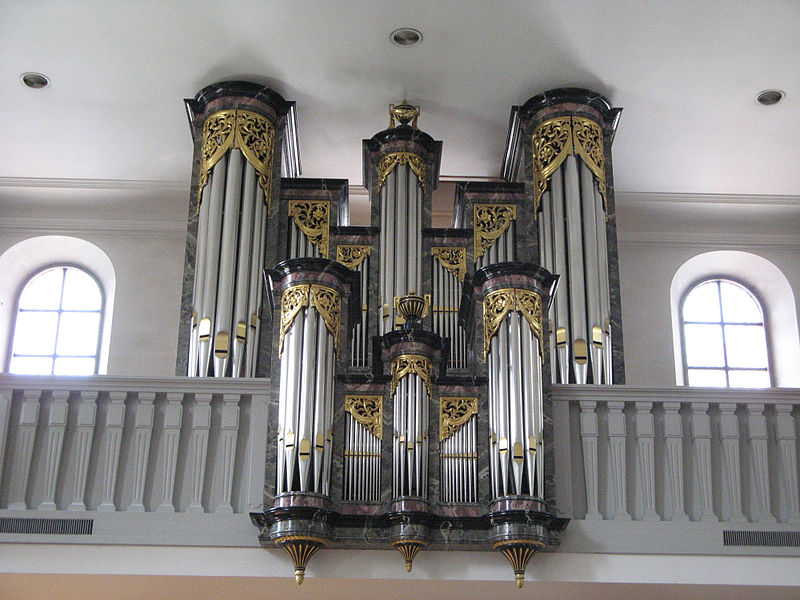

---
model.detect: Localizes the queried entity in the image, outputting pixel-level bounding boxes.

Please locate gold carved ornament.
[344,395,383,439]
[431,247,466,282]
[482,288,544,362]
[473,204,517,261]
[390,354,434,399]
[336,245,371,269]
[531,116,606,216]
[278,284,341,358]
[197,109,276,209]
[439,397,478,442]
[288,200,330,258]
[376,152,427,195]
[310,285,341,357]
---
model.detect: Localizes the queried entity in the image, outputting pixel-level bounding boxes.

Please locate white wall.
[0,181,188,376]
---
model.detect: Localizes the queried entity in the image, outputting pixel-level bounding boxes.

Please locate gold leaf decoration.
[531,115,607,216]
[198,109,275,209]
[473,204,517,261]
[431,247,466,282]
[390,354,433,399]
[288,200,330,258]
[439,396,478,441]
[344,395,383,439]
[376,152,427,195]
[336,245,371,269]
[279,285,310,357]
[310,285,341,357]
[483,288,544,362]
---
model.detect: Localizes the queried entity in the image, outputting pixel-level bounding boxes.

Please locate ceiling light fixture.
[20,72,50,89]
[390,28,423,47]
[756,89,784,106]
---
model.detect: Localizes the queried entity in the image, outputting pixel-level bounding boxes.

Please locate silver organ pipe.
[232,163,256,377]
[431,247,467,371]
[563,155,588,384]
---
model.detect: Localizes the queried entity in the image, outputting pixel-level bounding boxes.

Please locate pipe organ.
[179,83,624,587]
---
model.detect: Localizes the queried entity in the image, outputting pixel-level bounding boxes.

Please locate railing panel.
[0,376,266,514]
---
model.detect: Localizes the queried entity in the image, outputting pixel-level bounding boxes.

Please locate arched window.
[680,278,771,388]
[9,266,104,376]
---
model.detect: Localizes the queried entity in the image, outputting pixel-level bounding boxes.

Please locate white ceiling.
[1,1,799,200]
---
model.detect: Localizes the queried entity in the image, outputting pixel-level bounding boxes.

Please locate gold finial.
[392,539,426,572]
[389,100,420,128]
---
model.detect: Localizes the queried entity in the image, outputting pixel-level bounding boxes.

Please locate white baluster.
[635,402,659,521]
[0,390,11,489]
[607,401,630,520]
[157,392,184,513]
[98,391,127,512]
[69,391,98,511]
[719,402,746,522]
[128,392,155,512]
[663,401,688,521]
[216,394,240,514]
[187,393,213,513]
[579,400,601,520]
[747,403,775,522]
[39,390,69,510]
[775,404,800,523]
[690,402,717,521]
[8,390,41,510]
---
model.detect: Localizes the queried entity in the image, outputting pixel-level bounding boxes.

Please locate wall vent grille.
[723,530,800,547]
[0,517,93,535]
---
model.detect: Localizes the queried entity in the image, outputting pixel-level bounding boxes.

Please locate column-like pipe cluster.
[276,282,339,495]
[379,163,422,334]
[391,354,431,498]
[431,247,467,370]
[474,203,517,270]
[343,395,382,502]
[439,396,478,503]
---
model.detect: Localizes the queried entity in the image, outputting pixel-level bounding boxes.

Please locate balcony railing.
[1,375,798,528]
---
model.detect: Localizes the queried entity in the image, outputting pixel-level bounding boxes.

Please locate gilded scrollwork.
[531,115,607,216]
[483,288,544,362]
[197,109,275,209]
[390,354,433,399]
[473,204,517,261]
[439,396,478,442]
[571,117,607,210]
[279,285,310,357]
[336,245,371,269]
[431,247,466,282]
[376,152,427,195]
[344,395,383,439]
[288,200,331,258]
[309,285,341,357]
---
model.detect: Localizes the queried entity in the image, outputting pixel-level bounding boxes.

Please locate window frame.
[678,275,773,388]
[8,263,106,376]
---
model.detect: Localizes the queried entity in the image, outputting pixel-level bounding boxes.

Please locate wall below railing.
[0,375,268,515]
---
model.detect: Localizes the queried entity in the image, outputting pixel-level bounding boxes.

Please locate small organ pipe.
[312,314,328,492]
[296,306,318,490]
[189,183,211,376]
[283,309,304,491]
[232,165,256,377]
[508,312,525,493]
[564,155,588,384]
[580,162,603,384]
[550,168,570,384]
[496,320,510,496]
[594,183,613,384]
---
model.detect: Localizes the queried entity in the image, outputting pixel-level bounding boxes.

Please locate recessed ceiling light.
[390,28,423,47]
[20,72,50,89]
[756,89,784,106]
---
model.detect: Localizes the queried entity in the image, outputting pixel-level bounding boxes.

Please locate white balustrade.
[0,375,266,514]
[557,386,800,524]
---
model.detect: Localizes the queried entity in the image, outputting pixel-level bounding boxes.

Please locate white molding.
[616,191,800,207]
[0,177,188,192]
[618,230,800,250]
[0,217,186,238]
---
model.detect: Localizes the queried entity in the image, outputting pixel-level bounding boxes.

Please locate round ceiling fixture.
[756,89,784,106]
[20,72,50,89]
[390,28,423,47]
